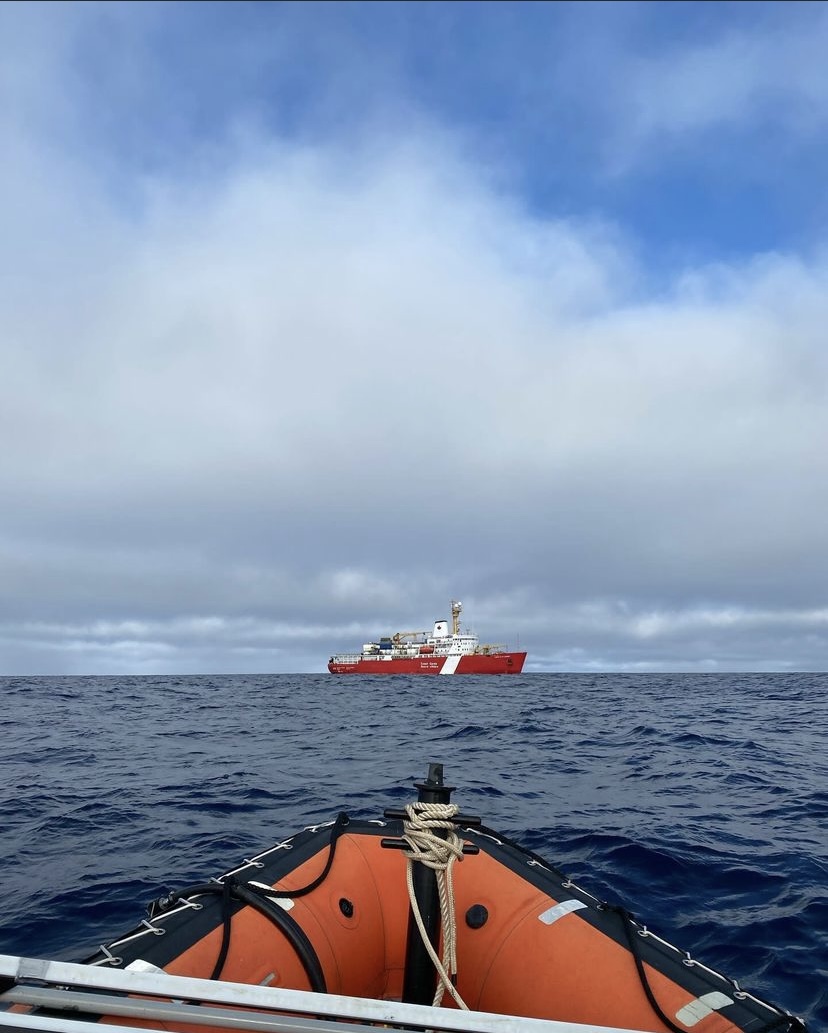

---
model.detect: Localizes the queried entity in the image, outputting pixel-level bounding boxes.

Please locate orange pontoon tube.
[1,765,806,1033]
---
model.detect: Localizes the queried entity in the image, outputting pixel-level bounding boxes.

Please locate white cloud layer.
[623,9,828,142]
[2,3,828,673]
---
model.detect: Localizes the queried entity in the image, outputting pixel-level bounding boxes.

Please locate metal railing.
[0,955,646,1033]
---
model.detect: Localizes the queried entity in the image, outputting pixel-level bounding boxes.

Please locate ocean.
[1,672,826,1029]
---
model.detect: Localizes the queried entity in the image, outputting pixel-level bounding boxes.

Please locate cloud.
[5,597,828,675]
[2,3,828,673]
[609,6,828,166]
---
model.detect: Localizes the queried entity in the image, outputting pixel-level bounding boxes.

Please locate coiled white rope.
[402,802,469,1009]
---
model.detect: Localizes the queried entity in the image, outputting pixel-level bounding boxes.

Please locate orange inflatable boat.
[0,765,806,1033]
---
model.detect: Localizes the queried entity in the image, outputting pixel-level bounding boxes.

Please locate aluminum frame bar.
[0,955,646,1033]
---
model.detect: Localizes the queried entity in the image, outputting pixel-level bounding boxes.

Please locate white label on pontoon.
[538,899,587,925]
[249,881,295,910]
[125,960,165,974]
[440,655,462,674]
[675,991,734,1026]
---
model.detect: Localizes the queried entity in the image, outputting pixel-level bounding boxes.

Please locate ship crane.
[392,630,427,644]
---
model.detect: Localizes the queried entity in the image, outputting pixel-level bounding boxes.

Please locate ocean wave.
[0,672,824,1028]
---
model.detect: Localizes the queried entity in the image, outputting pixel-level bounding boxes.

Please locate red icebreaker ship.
[328,600,526,674]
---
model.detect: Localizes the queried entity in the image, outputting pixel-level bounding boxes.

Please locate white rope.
[401,802,469,1009]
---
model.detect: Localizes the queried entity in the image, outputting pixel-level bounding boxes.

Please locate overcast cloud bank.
[2,2,827,673]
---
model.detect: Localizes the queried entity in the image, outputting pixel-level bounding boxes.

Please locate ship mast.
[451,600,462,636]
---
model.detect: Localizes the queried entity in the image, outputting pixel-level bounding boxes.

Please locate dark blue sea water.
[1,673,826,1029]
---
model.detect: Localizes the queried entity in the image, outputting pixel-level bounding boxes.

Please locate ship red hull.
[327,652,526,674]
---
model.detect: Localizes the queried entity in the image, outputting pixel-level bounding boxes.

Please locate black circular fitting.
[465,904,489,929]
[339,897,355,918]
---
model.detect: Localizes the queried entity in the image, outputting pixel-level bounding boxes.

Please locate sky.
[2,0,828,674]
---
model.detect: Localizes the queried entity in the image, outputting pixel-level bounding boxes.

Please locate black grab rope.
[210,876,234,980]
[230,879,327,991]
[156,812,351,988]
[266,812,350,899]
[168,877,327,989]
[605,903,807,1033]
[604,903,694,1033]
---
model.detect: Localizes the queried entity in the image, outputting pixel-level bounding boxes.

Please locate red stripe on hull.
[327,652,527,674]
